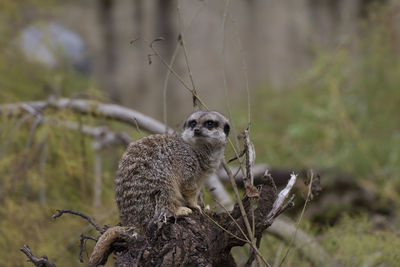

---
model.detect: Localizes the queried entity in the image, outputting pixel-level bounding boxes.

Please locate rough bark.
[96,174,279,266]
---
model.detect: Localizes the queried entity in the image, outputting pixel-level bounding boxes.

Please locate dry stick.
[221,0,241,156]
[162,0,208,129]
[202,212,247,243]
[145,39,208,110]
[267,218,333,267]
[273,243,285,267]
[0,98,173,134]
[209,198,271,267]
[242,129,258,265]
[203,211,270,267]
[219,9,258,256]
[20,245,57,267]
[244,233,262,267]
[228,138,247,174]
[224,138,255,249]
[79,234,98,263]
[222,161,271,267]
[213,197,270,267]
[227,13,251,128]
[162,41,179,132]
[214,198,249,244]
[221,9,258,259]
[52,209,106,234]
[177,3,200,108]
[244,173,296,267]
[56,209,118,261]
[278,171,314,266]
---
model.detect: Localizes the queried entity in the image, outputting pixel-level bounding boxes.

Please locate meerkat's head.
[181,110,230,148]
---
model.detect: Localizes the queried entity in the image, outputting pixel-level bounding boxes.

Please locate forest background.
[1,0,400,266]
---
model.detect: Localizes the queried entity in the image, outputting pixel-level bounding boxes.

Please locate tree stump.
[104,174,279,267]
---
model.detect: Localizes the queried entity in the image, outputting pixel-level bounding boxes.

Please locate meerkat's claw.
[175,207,193,216]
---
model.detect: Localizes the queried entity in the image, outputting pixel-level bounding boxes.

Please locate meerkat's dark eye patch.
[188,120,197,128]
[204,120,218,130]
[223,124,230,136]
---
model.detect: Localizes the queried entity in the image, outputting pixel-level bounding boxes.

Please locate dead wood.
[20,245,57,267]
[88,172,292,266]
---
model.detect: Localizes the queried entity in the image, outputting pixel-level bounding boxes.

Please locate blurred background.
[1,0,400,266]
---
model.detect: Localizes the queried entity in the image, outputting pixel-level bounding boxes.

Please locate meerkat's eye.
[204,120,218,130]
[223,124,230,136]
[188,120,197,128]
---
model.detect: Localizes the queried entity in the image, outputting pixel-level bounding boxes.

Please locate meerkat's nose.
[194,128,201,135]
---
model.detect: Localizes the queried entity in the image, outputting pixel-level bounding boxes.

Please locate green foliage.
[0,2,126,265]
[231,4,400,266]
[322,214,400,266]
[240,8,400,204]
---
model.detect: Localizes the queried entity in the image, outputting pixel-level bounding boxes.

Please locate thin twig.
[177,3,200,108]
[278,171,313,266]
[145,38,209,109]
[202,212,247,243]
[214,199,250,242]
[162,40,180,132]
[222,162,257,258]
[79,234,98,263]
[273,242,285,267]
[227,13,251,128]
[244,233,262,267]
[162,0,208,129]
[52,209,105,234]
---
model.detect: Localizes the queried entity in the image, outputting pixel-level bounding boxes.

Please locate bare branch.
[60,120,132,148]
[20,245,57,267]
[221,161,263,264]
[79,234,98,263]
[0,98,173,134]
[52,209,105,234]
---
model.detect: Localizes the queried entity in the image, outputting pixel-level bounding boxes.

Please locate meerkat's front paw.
[175,206,193,216]
[190,204,202,214]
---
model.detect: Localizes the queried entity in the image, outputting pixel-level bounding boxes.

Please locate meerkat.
[115,110,230,233]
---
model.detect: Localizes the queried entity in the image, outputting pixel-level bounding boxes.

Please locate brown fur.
[115,111,229,232]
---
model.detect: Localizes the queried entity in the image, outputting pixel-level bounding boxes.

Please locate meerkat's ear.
[223,123,230,136]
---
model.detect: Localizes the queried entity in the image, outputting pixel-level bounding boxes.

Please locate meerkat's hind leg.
[175,206,193,216]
